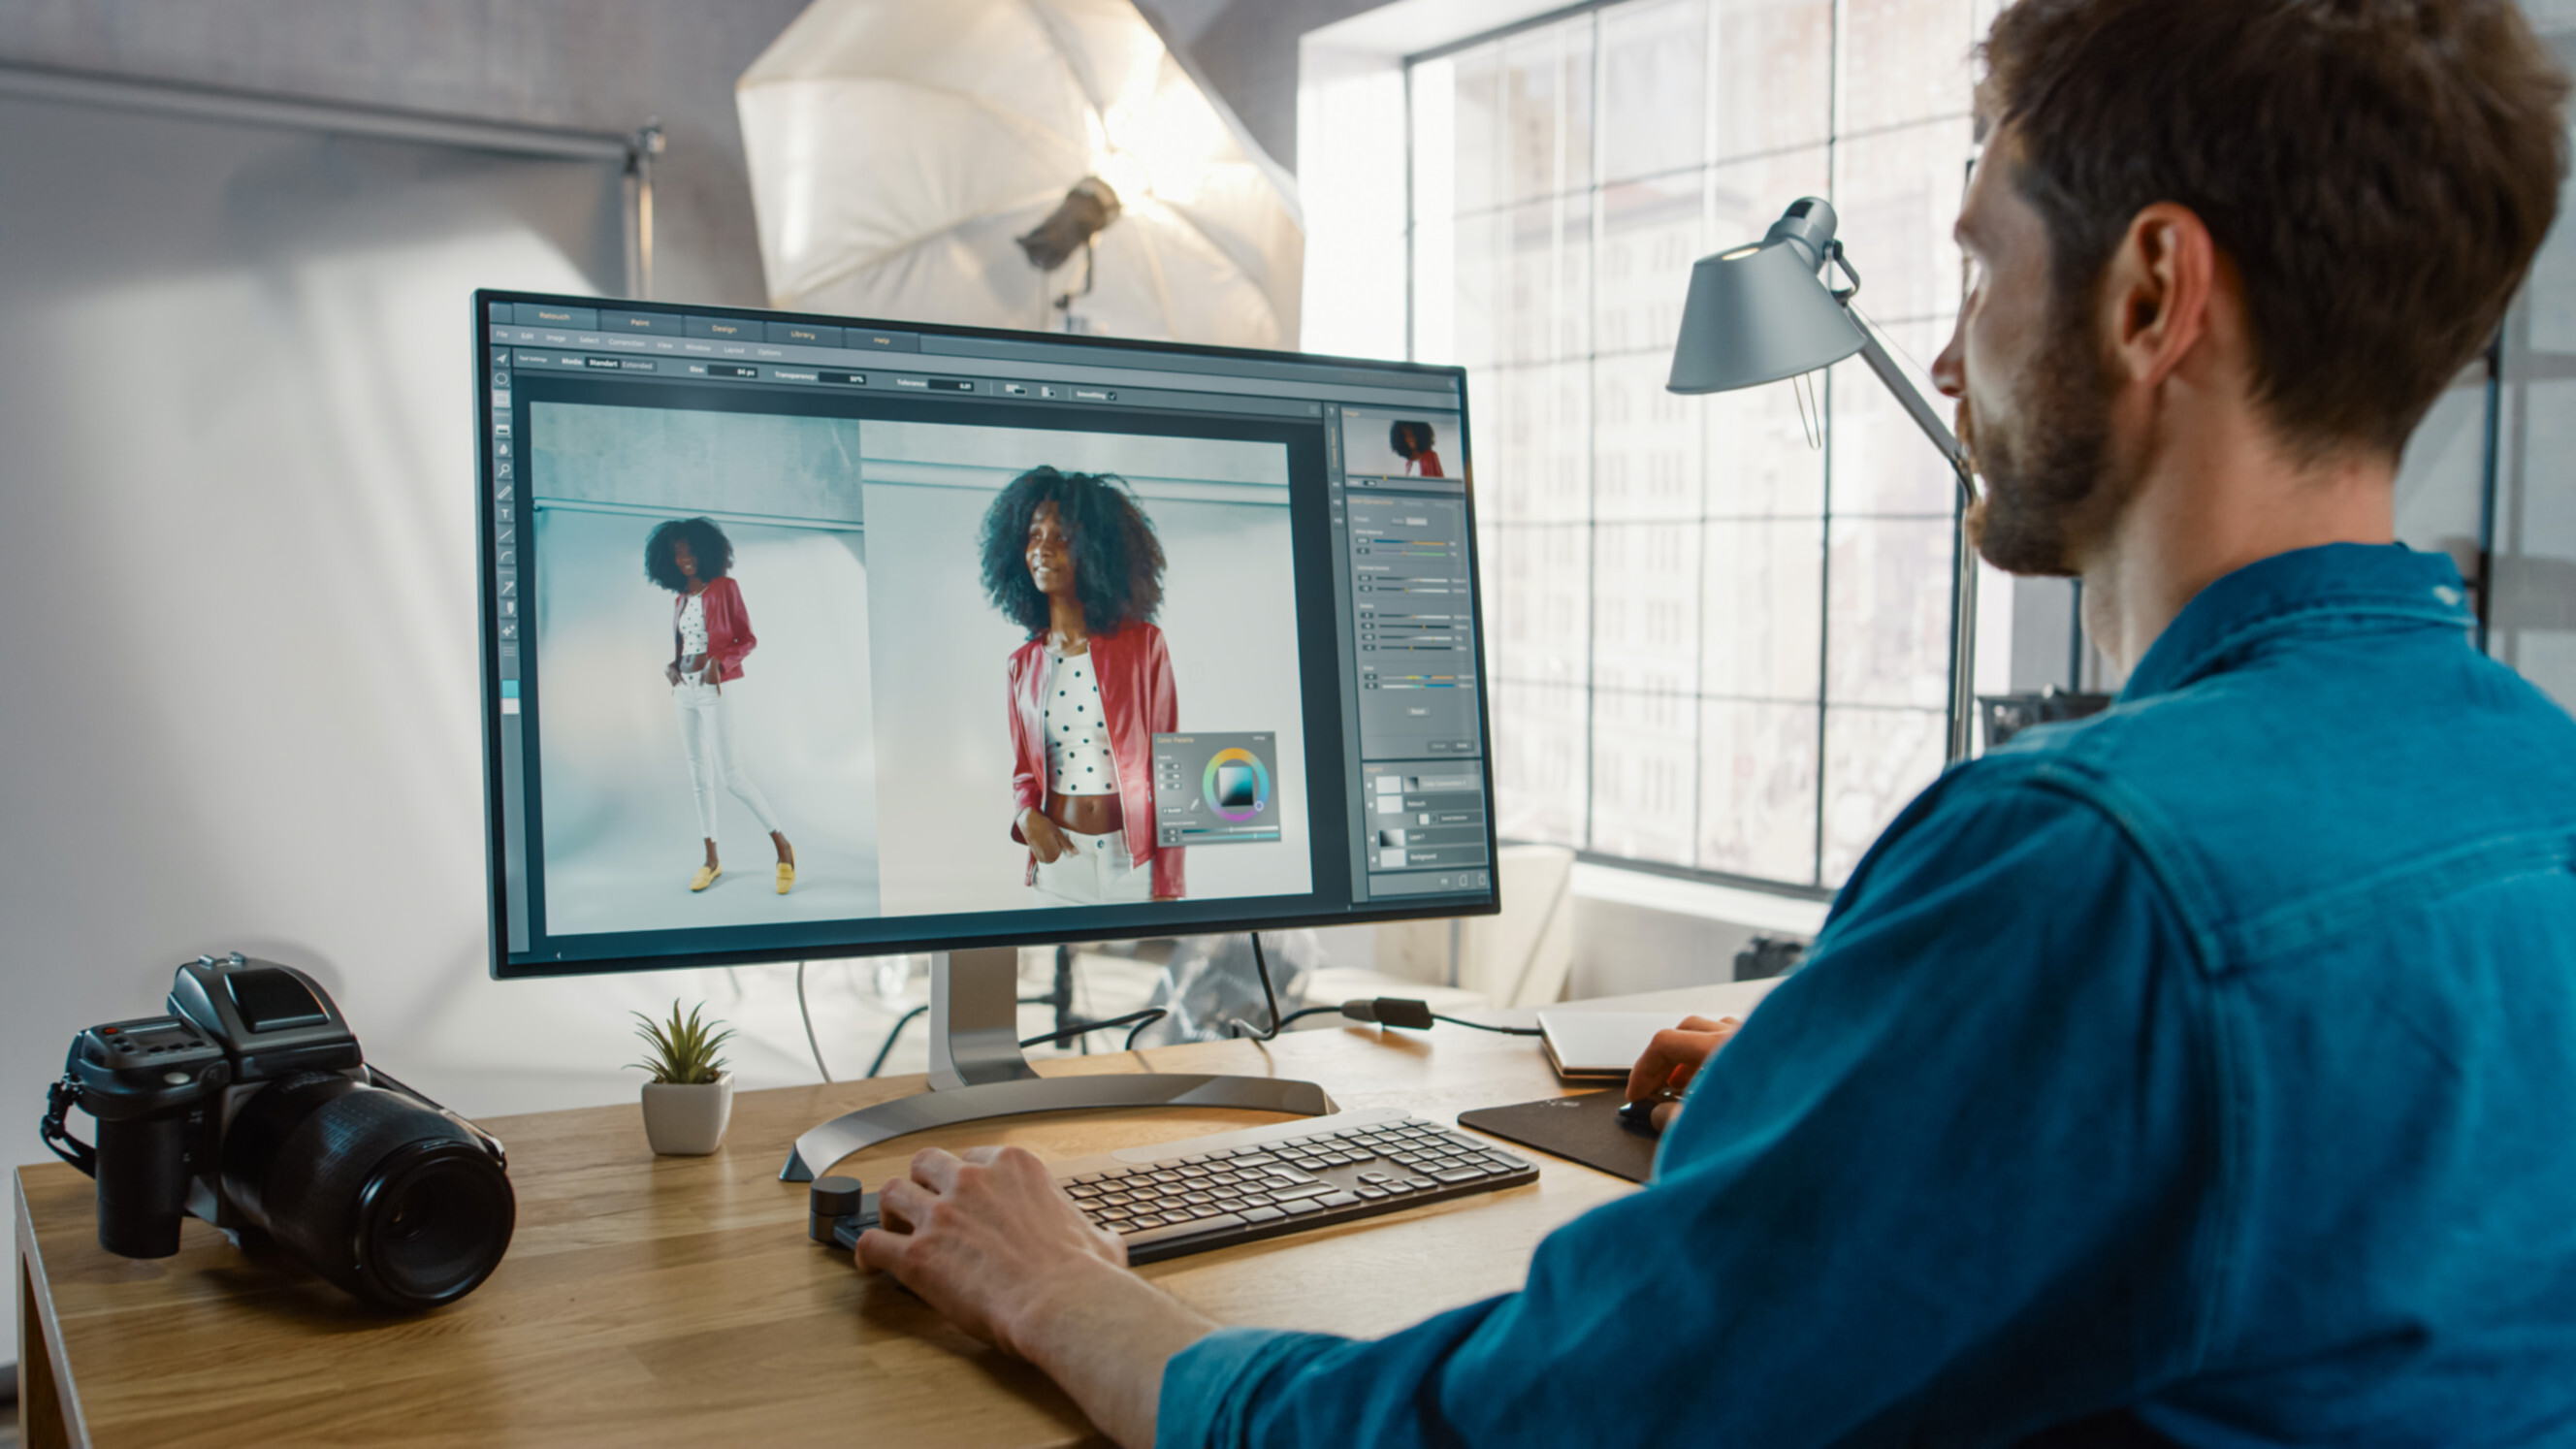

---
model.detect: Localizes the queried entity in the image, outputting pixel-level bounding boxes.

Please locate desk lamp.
[1667,197,1982,762]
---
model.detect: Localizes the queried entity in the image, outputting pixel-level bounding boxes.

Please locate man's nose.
[1931,321,1967,400]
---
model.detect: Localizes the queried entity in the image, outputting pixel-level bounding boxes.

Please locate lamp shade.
[1666,198,1865,394]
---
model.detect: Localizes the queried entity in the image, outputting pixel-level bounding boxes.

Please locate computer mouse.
[1618,1098,1666,1136]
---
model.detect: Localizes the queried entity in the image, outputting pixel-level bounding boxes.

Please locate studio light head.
[1015,177,1124,273]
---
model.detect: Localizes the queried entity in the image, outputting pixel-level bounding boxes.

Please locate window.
[1408,0,1993,890]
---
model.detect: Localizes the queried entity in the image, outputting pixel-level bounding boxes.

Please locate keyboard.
[811,1107,1538,1264]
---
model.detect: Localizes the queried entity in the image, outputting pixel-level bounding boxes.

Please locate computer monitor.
[470,290,1497,1175]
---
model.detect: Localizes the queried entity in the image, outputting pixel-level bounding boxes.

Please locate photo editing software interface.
[477,293,1496,974]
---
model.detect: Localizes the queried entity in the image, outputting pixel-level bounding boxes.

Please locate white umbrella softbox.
[737,0,1304,347]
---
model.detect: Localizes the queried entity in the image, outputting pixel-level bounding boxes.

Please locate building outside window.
[1405,0,1998,891]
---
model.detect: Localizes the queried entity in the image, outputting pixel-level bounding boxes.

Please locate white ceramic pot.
[640,1073,733,1155]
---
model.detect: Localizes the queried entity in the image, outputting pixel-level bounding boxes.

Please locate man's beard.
[1961,299,2137,577]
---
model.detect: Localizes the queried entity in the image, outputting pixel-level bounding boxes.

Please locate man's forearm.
[1011,1258,1221,1449]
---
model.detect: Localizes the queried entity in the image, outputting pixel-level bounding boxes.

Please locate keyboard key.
[1433,1169,1484,1184]
[1318,1192,1361,1208]
[1240,1206,1285,1223]
[1405,1176,1437,1190]
[1355,1186,1387,1200]
[1270,1182,1335,1201]
[1279,1199,1323,1216]
[1234,1153,1279,1167]
[1124,1213,1247,1248]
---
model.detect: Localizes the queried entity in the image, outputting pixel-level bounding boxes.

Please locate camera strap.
[42,1072,97,1175]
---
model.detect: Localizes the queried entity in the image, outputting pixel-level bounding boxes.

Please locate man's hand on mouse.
[1624,1014,1744,1132]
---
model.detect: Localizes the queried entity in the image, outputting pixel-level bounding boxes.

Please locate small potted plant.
[630,1000,736,1155]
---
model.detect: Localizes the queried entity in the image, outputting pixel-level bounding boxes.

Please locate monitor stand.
[779,946,1336,1181]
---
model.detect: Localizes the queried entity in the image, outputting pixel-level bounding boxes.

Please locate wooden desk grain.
[16,982,1773,1449]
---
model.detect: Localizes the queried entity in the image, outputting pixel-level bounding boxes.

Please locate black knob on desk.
[810,1175,863,1218]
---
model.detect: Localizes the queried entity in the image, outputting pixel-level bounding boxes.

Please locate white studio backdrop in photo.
[858,420,1313,917]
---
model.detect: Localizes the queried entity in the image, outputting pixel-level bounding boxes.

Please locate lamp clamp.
[1824,240,1862,306]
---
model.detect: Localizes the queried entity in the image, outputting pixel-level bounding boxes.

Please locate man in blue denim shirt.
[850,1,2576,1442]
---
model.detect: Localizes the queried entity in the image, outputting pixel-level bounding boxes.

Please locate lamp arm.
[1847,311,1982,765]
[1851,324,1976,510]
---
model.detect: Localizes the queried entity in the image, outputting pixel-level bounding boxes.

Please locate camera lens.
[222,1073,514,1311]
[357,1143,516,1304]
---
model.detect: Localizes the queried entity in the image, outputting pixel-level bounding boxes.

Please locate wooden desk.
[16,981,1775,1449]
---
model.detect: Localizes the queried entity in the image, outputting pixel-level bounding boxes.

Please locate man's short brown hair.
[1981,0,2569,457]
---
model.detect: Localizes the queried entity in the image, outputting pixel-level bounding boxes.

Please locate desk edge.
[16,1168,92,1449]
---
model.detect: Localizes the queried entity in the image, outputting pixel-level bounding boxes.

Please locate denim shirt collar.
[2120,543,2474,702]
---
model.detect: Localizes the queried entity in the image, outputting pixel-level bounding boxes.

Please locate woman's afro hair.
[643,516,733,594]
[979,467,1165,635]
[1390,420,1436,459]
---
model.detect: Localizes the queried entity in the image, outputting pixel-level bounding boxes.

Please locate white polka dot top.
[678,593,709,658]
[1045,651,1119,797]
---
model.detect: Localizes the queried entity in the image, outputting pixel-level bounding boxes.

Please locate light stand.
[1669,197,1982,763]
[779,946,1334,1182]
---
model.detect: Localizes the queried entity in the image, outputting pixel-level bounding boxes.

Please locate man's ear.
[2101,202,2219,393]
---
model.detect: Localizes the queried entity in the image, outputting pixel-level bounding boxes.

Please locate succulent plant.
[628,1000,734,1086]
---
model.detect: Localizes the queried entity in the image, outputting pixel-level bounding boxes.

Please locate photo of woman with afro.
[1390,419,1444,478]
[644,516,797,896]
[980,467,1183,903]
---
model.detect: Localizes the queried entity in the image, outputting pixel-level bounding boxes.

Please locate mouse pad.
[1458,1089,1659,1184]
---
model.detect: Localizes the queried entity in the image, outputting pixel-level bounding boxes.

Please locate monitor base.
[779,945,1336,1182]
[779,1072,1336,1181]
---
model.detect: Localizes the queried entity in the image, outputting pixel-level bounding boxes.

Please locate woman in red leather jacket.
[644,517,797,896]
[1391,419,1444,478]
[979,467,1183,904]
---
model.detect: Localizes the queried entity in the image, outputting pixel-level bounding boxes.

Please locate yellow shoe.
[776,862,795,895]
[690,864,721,892]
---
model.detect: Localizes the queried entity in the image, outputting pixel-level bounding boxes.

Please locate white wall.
[0,85,631,1371]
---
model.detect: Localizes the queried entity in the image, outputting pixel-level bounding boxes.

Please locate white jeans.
[1032,827,1150,905]
[673,679,780,842]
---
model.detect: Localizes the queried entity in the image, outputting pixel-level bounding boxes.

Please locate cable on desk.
[1276,998,1547,1037]
[1017,1007,1168,1051]
[1432,1014,1545,1036]
[866,1004,929,1078]
[1225,931,1285,1042]
[796,961,833,1082]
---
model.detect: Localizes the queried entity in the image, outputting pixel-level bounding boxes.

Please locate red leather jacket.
[1006,622,1183,899]
[671,577,756,683]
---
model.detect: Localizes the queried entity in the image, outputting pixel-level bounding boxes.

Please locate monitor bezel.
[475,287,1498,981]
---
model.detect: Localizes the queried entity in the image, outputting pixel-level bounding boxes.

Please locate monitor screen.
[475,292,1496,977]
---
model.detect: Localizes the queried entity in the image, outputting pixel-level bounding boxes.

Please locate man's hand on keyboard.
[858,1143,1125,1355]
[855,1143,1218,1449]
[1623,1014,1744,1132]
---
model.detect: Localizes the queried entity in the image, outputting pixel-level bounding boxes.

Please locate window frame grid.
[1408,0,1971,897]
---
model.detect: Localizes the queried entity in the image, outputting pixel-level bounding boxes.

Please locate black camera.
[42,952,515,1312]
